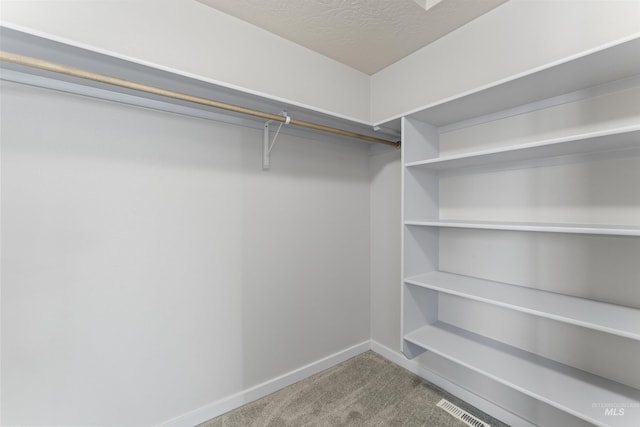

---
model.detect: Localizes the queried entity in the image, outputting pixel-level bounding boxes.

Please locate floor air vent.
[436,398,491,427]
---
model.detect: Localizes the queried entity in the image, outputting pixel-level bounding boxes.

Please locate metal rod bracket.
[263,111,290,171]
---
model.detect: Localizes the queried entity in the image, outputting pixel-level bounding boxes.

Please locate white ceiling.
[196,0,507,75]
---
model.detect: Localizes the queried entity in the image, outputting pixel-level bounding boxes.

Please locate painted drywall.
[0,81,371,426]
[0,0,371,123]
[371,0,640,123]
[369,148,401,349]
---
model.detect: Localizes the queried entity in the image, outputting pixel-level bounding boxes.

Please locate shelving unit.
[401,34,640,426]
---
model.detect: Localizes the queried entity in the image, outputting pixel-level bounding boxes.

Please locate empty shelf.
[404,126,640,170]
[404,322,640,427]
[405,271,640,340]
[404,220,640,236]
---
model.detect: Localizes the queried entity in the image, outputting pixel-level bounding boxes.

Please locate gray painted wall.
[1,82,371,426]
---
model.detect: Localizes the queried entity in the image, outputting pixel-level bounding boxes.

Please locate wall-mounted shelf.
[0,26,397,151]
[404,220,640,237]
[404,322,640,427]
[406,36,640,127]
[405,272,640,341]
[405,126,640,170]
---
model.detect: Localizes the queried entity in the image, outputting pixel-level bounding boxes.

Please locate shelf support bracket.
[263,111,290,171]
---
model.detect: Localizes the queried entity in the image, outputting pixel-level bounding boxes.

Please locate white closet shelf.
[404,220,640,236]
[405,271,640,341]
[406,36,640,127]
[404,126,640,169]
[404,322,640,427]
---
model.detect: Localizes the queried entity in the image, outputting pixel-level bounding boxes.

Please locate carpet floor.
[199,351,509,427]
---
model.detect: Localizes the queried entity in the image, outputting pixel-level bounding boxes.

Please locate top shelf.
[407,36,640,127]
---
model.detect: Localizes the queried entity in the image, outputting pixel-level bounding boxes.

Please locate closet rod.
[0,50,400,147]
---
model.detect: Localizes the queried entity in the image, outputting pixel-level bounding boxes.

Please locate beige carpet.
[199,351,508,427]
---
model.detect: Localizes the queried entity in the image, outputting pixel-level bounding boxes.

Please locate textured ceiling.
[196,0,507,75]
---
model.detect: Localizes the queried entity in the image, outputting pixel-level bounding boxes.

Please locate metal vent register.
[436,398,491,427]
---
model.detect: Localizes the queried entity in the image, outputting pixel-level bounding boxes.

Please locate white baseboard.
[157,339,536,427]
[370,340,536,427]
[155,340,371,427]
